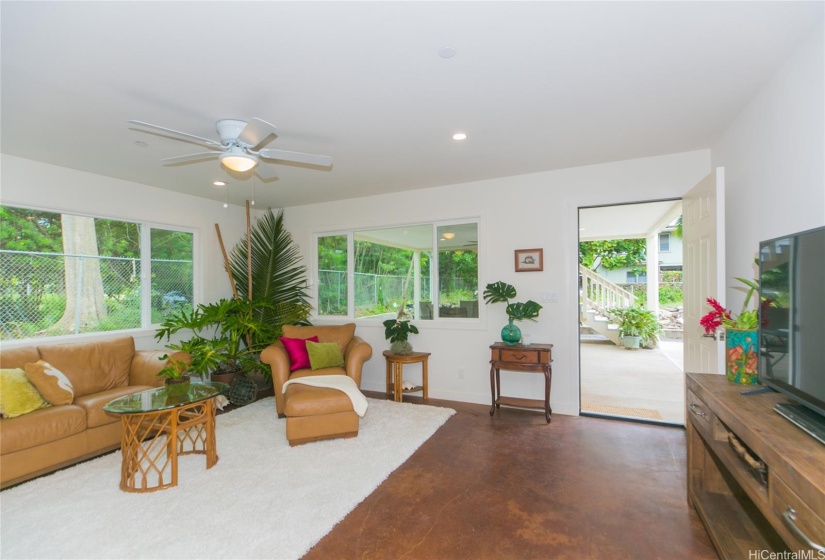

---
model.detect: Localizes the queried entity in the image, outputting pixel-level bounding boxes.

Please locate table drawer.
[686,388,713,434]
[498,348,540,364]
[770,473,825,551]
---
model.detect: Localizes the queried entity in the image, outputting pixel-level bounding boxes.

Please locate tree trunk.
[56,215,107,333]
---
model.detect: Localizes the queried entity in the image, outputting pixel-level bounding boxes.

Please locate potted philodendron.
[154,297,277,385]
[483,281,542,345]
[608,306,660,350]
[383,318,419,355]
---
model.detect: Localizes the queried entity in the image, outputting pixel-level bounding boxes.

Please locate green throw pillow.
[0,368,51,418]
[306,341,345,370]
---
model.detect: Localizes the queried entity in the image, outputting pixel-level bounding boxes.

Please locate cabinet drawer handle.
[782,507,825,552]
[512,354,527,360]
[688,402,706,418]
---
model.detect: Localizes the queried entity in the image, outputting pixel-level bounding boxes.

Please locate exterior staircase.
[579,265,636,346]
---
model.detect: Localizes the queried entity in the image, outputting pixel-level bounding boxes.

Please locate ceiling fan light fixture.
[220,148,258,172]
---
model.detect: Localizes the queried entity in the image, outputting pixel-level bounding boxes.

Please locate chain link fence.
[0,250,192,340]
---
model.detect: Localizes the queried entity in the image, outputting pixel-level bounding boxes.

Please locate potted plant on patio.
[607,306,660,350]
[483,281,542,345]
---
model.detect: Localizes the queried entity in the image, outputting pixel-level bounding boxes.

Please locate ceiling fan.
[127,118,333,181]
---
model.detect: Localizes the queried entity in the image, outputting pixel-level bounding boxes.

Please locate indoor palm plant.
[483,281,542,345]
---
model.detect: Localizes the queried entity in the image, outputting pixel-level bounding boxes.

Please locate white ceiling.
[579,200,681,241]
[2,2,822,209]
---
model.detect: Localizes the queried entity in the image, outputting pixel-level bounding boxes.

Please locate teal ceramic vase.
[501,318,521,345]
[725,329,758,384]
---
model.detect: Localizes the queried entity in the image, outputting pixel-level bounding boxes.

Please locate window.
[626,271,647,283]
[0,205,195,341]
[316,220,479,321]
[659,232,671,252]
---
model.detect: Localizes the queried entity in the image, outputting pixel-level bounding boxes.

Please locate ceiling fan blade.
[258,148,333,167]
[238,118,278,149]
[254,165,279,182]
[161,152,220,164]
[128,120,223,148]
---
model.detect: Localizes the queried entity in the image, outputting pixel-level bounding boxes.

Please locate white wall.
[0,154,248,350]
[284,150,710,415]
[712,24,825,312]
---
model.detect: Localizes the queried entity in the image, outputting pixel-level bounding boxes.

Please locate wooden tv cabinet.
[686,373,825,558]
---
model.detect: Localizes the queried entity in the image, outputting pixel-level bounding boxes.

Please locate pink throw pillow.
[280,336,319,372]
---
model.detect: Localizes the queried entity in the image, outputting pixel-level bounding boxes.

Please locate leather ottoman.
[283,382,359,446]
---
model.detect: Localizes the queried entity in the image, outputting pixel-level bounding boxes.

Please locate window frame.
[659,232,671,252]
[0,203,199,344]
[313,217,482,326]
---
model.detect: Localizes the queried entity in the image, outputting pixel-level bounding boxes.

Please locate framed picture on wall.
[515,248,543,272]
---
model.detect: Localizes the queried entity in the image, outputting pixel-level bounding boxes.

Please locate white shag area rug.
[1,397,455,560]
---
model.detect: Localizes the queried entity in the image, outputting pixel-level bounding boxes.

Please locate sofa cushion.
[280,335,319,372]
[0,346,41,370]
[24,361,74,405]
[306,341,345,370]
[0,369,51,418]
[37,336,135,398]
[74,386,153,428]
[282,324,355,355]
[0,404,86,454]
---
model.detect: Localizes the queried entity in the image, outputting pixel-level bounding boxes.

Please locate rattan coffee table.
[104,382,228,493]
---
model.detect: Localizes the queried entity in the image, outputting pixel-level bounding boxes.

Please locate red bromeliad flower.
[700,297,733,335]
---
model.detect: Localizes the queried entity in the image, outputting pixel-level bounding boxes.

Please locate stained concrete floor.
[305,392,717,560]
[580,338,685,425]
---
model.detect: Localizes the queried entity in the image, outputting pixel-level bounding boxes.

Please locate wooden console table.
[383,350,430,402]
[489,342,553,423]
[687,372,825,557]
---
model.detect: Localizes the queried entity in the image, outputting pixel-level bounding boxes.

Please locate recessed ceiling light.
[438,46,457,59]
[443,232,456,239]
[213,181,226,186]
[134,141,148,148]
[223,203,229,208]
[452,133,467,141]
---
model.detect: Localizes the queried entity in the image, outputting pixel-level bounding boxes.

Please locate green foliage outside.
[579,239,646,270]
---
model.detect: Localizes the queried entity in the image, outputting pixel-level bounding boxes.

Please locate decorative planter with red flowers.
[699,275,763,384]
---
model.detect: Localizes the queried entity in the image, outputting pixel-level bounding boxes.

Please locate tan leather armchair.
[260,323,373,417]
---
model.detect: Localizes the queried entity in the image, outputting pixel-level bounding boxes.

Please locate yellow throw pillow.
[306,341,345,370]
[24,360,74,405]
[0,368,51,418]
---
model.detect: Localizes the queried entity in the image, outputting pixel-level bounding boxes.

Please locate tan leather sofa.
[0,336,171,488]
[260,324,372,445]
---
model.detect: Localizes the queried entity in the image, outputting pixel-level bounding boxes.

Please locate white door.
[683,168,726,374]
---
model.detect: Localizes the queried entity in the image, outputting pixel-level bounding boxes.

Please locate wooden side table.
[489,342,553,423]
[383,350,430,402]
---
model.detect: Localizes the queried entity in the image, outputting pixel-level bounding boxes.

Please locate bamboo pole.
[246,200,252,299]
[215,223,239,301]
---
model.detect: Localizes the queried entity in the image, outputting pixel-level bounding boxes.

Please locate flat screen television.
[758,225,825,443]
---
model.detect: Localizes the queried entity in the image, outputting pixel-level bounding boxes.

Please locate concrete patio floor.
[580,338,685,425]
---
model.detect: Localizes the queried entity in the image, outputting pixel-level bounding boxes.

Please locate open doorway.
[579,200,685,425]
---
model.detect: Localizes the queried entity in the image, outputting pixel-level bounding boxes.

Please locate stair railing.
[579,265,636,319]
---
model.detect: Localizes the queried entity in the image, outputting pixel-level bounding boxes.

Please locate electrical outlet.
[458,367,465,379]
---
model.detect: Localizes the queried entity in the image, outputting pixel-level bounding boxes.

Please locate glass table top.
[103,382,229,414]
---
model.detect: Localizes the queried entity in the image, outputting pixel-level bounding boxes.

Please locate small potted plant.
[607,306,660,349]
[156,355,192,397]
[383,318,419,355]
[483,281,542,345]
